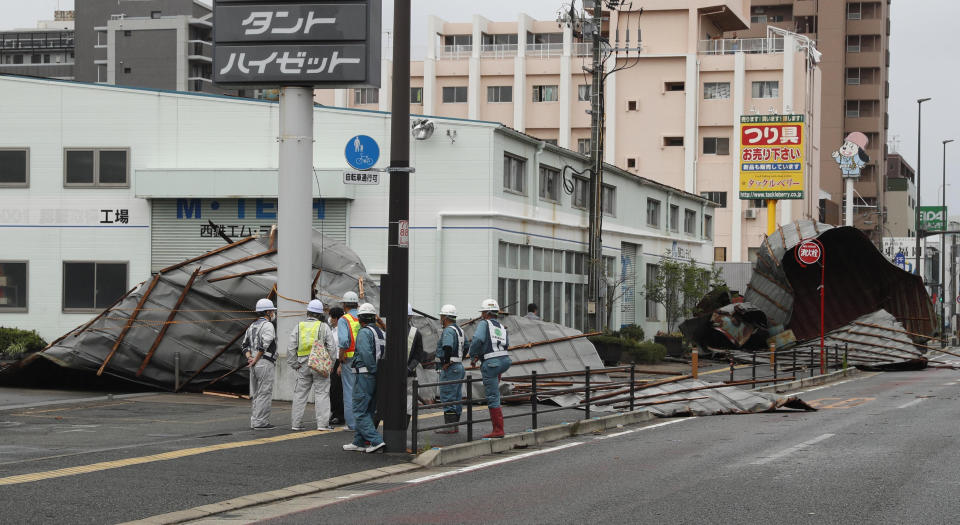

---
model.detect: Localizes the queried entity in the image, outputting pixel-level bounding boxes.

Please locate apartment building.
[315,1,822,262]
[0,11,75,80]
[74,0,235,95]
[884,152,916,237]
[730,0,890,243]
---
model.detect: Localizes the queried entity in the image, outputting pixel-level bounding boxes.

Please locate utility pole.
[586,0,605,332]
[915,98,931,278]
[382,0,411,452]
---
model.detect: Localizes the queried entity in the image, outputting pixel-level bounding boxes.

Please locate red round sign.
[797,241,821,265]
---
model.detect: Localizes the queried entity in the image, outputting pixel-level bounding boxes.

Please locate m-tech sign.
[797,241,821,265]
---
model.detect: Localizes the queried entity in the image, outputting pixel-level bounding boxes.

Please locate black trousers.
[329,360,344,421]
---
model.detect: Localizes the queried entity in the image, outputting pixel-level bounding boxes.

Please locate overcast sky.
[2,0,956,215]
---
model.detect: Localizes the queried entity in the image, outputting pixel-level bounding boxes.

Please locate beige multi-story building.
[729,0,890,243]
[316,1,824,262]
[884,152,916,237]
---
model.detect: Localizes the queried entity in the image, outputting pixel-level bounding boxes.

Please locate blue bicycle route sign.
[345,134,379,170]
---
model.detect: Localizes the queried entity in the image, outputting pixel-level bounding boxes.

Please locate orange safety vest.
[343,313,360,358]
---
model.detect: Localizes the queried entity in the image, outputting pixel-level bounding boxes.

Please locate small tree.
[643,253,726,334]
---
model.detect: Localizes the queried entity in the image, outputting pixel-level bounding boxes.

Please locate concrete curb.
[753,366,861,394]
[413,409,658,467]
[119,463,422,525]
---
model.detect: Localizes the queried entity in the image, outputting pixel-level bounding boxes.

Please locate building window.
[0,148,29,186]
[64,149,129,187]
[684,209,696,234]
[714,246,725,261]
[443,34,472,47]
[626,157,637,169]
[751,15,767,24]
[31,54,41,64]
[705,215,714,239]
[123,30,132,36]
[665,81,685,92]
[503,154,526,194]
[703,137,730,155]
[12,55,23,64]
[645,263,658,320]
[663,137,684,147]
[577,84,591,101]
[539,165,561,202]
[846,68,861,85]
[749,199,766,208]
[846,100,861,118]
[751,81,779,98]
[704,82,730,100]
[482,33,518,46]
[123,66,131,74]
[354,87,378,105]
[487,85,513,103]
[669,205,679,232]
[63,261,128,311]
[601,184,616,216]
[577,138,591,155]
[646,198,661,227]
[0,262,28,311]
[151,10,162,19]
[410,87,423,104]
[532,85,559,102]
[627,100,638,111]
[442,86,467,103]
[572,176,588,209]
[544,139,558,145]
[700,191,727,208]
[847,3,862,19]
[847,35,861,52]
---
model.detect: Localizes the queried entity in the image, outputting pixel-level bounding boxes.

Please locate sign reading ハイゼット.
[739,114,805,200]
[213,0,381,87]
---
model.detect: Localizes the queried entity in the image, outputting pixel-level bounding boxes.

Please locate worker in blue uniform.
[468,298,511,438]
[342,302,387,453]
[434,304,466,433]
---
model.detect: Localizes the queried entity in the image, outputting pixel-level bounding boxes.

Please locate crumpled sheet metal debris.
[531,378,814,417]
[745,219,934,341]
[36,232,379,392]
[34,232,604,392]
[679,302,770,354]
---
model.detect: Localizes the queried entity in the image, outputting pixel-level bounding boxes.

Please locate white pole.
[844,178,854,227]
[275,86,314,401]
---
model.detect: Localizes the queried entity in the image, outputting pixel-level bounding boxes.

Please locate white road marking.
[897,399,924,409]
[405,418,696,485]
[751,433,835,465]
[794,378,858,395]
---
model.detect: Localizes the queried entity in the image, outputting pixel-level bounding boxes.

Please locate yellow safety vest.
[343,313,360,358]
[297,320,324,357]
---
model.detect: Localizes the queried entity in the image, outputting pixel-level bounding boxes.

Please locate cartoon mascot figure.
[831,131,870,178]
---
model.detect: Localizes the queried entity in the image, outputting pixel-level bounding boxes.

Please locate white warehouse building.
[0,75,716,343]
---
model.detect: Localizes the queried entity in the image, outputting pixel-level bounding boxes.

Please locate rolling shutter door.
[620,242,638,327]
[150,198,347,272]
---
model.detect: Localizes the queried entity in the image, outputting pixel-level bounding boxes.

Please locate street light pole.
[942,139,954,348]
[915,97,931,278]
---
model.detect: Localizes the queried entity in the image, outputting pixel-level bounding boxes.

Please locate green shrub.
[618,324,645,342]
[625,341,667,364]
[0,327,47,358]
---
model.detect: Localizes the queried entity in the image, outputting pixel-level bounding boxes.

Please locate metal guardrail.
[727,343,850,386]
[698,38,784,55]
[411,365,638,453]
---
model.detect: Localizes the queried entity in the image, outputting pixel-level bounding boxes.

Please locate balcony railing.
[698,38,784,55]
[0,32,74,50]
[573,42,592,56]
[479,43,517,58]
[525,42,563,58]
[437,44,472,59]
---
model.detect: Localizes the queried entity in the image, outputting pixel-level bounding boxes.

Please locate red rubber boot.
[483,407,505,438]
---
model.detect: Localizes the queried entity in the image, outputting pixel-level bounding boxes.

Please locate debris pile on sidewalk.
[681,219,937,370]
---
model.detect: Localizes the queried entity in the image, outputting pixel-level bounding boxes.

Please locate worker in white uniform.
[242,298,278,430]
[286,299,337,431]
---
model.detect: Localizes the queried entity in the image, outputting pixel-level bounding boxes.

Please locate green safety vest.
[297,320,324,357]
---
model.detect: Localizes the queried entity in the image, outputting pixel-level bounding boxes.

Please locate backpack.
[307,323,334,377]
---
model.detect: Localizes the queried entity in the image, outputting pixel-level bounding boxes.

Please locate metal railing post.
[844,343,849,370]
[174,352,180,391]
[466,376,474,442]
[729,352,735,382]
[411,379,419,454]
[531,370,538,430]
[584,366,591,420]
[834,345,839,370]
[810,347,815,377]
[629,364,636,412]
[751,351,757,388]
[792,347,796,375]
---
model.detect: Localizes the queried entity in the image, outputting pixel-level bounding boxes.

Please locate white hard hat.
[342,291,359,304]
[255,298,277,312]
[307,299,324,314]
[479,298,500,312]
[440,304,457,317]
[357,303,377,316]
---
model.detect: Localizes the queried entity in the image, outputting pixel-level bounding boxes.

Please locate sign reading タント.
[739,114,805,200]
[213,0,381,87]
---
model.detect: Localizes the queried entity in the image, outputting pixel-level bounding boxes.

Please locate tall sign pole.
[586,1,604,332]
[915,98,931,277]
[382,0,411,452]
[214,0,380,401]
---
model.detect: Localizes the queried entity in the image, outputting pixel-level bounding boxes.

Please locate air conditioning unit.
[744,209,759,219]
